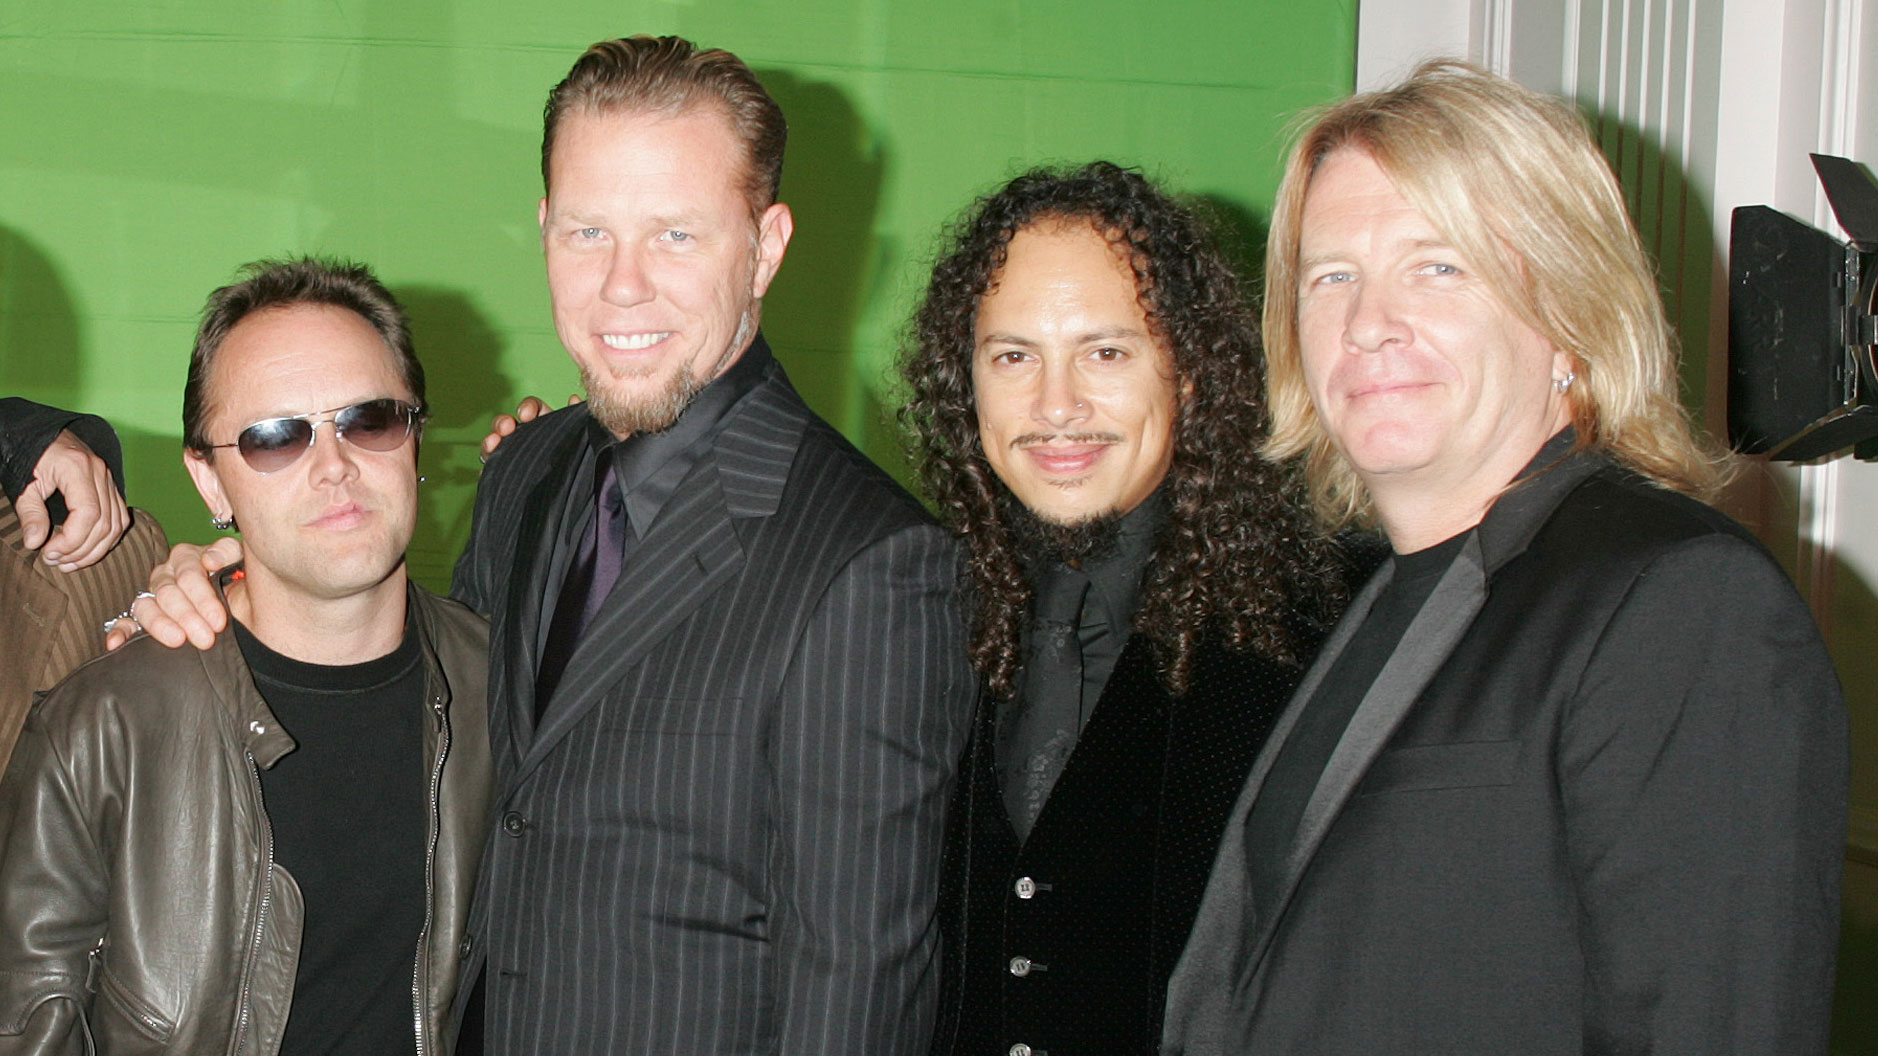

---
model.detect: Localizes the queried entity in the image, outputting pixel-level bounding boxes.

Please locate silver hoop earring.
[211,515,236,531]
[1554,371,1576,394]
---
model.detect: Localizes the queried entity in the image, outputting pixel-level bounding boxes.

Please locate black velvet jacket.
[929,630,1312,1055]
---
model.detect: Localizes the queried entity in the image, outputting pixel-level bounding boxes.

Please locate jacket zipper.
[232,750,275,1056]
[90,949,171,1039]
[411,694,450,1056]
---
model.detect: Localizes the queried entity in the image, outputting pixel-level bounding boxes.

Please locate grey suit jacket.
[451,348,976,1055]
[1163,450,1846,1055]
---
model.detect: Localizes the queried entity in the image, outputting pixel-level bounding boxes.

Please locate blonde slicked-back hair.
[1262,59,1729,529]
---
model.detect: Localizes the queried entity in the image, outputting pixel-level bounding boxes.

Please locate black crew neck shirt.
[1239,529,1470,922]
[233,616,428,1056]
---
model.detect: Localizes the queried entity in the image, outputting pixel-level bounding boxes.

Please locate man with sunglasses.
[0,258,490,1056]
[101,38,973,1055]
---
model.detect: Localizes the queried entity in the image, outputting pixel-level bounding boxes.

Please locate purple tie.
[535,453,627,719]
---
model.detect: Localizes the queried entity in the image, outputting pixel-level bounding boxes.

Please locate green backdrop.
[0,1,1357,589]
[7,6,1877,1051]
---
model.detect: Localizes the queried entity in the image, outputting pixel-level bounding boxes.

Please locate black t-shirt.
[234,617,428,1056]
[1239,530,1468,922]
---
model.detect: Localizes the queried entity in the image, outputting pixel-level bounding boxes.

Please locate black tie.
[998,569,1089,841]
[535,453,627,719]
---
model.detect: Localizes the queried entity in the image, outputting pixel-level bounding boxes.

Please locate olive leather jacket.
[0,584,490,1056]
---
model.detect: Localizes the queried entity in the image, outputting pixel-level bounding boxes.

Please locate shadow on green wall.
[399,284,513,581]
[116,427,193,547]
[755,67,886,445]
[0,226,84,405]
[1192,193,1271,307]
[0,226,203,543]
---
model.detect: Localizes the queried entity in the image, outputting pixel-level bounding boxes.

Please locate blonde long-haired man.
[1162,61,1845,1056]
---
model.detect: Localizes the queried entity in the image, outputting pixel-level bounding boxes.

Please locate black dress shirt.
[998,492,1166,837]
[535,339,774,661]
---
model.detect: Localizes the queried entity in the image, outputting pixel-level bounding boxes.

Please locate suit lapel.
[497,418,587,759]
[1028,638,1169,844]
[514,457,747,780]
[1156,560,1394,1017]
[1169,446,1610,1044]
[508,365,806,785]
[1252,447,1601,879]
[1226,561,1395,876]
[1262,536,1486,938]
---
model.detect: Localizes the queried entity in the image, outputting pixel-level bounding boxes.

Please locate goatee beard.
[996,484,1130,569]
[581,363,706,436]
[580,309,756,437]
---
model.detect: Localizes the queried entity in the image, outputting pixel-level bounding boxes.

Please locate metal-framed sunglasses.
[208,398,426,474]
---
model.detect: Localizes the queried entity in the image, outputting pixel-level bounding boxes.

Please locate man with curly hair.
[900,162,1356,1055]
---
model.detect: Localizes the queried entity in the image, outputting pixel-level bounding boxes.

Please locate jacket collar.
[502,351,809,779]
[708,350,806,519]
[1474,428,1604,574]
[202,572,451,771]
[1169,433,1613,1029]
[196,570,297,770]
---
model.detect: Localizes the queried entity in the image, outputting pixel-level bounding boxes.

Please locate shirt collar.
[589,334,775,537]
[1084,488,1168,632]
[1028,486,1168,634]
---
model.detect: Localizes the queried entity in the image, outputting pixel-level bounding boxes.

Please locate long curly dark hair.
[900,161,1345,698]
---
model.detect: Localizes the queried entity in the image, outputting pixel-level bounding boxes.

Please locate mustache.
[1009,431,1123,449]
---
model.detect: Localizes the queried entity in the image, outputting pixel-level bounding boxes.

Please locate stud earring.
[1554,371,1576,394]
[211,514,236,531]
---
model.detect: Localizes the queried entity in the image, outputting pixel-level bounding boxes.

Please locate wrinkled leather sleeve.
[0,703,109,1055]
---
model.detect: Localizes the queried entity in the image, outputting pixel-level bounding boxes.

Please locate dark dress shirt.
[997,493,1165,838]
[535,342,772,666]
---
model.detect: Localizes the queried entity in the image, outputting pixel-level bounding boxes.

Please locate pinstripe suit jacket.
[451,350,977,1055]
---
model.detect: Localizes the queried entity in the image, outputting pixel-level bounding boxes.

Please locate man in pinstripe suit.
[116,36,974,1054]
[446,37,976,1054]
